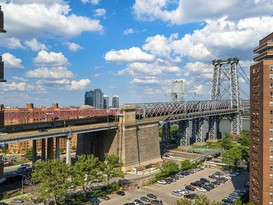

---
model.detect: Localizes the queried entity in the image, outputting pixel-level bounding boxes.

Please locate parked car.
[185,185,196,191]
[99,195,110,200]
[157,180,167,185]
[200,178,210,183]
[11,199,24,203]
[140,196,150,202]
[116,191,125,196]
[90,197,101,205]
[184,193,198,199]
[150,199,163,205]
[134,199,144,205]
[147,193,157,199]
[172,190,183,196]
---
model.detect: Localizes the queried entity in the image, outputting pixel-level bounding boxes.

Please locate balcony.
[254,41,273,53]
[253,49,273,61]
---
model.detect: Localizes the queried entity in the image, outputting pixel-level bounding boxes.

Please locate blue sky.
[0,0,273,108]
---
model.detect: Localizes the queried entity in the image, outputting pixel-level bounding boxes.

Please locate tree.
[220,138,234,150]
[222,146,242,170]
[102,154,124,186]
[32,159,71,205]
[238,130,250,147]
[176,195,221,205]
[161,162,179,175]
[181,160,192,171]
[71,154,104,198]
[170,125,179,141]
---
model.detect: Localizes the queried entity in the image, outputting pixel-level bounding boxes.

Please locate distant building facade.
[85,89,104,109]
[170,79,184,102]
[112,95,119,108]
[103,95,109,109]
[3,103,78,154]
[250,32,273,205]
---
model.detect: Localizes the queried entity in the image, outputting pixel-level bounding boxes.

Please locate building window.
[270,202,273,205]
[270,138,273,142]
[271,129,273,134]
[271,92,273,98]
[271,102,273,106]
[271,74,273,79]
[270,156,273,160]
[270,174,273,179]
[270,184,273,188]
[270,193,273,198]
[270,65,273,71]
[271,147,273,153]
[271,83,273,89]
[270,165,273,171]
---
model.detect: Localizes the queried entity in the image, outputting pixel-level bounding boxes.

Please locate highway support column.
[41,138,46,160]
[66,133,72,165]
[55,137,60,159]
[32,139,37,165]
[47,138,54,160]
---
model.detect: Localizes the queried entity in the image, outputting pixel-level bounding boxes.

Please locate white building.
[170,79,184,102]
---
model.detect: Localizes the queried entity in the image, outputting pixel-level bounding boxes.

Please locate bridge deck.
[0,122,118,143]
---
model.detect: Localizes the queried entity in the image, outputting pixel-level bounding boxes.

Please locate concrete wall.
[119,122,162,171]
[76,130,118,161]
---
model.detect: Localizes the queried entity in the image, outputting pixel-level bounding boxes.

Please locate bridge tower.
[210,57,242,136]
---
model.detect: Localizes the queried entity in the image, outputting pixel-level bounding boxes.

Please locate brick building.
[3,103,78,154]
[250,32,273,205]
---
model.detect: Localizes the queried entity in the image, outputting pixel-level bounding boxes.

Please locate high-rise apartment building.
[170,79,184,102]
[250,32,273,205]
[112,95,119,108]
[103,95,109,109]
[84,89,104,109]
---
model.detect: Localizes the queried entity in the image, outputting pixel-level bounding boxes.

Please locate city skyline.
[0,0,272,107]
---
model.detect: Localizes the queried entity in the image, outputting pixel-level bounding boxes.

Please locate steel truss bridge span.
[132,99,239,119]
[4,108,121,122]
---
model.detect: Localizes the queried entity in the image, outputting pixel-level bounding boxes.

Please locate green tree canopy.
[102,154,124,186]
[32,159,71,205]
[221,137,235,150]
[222,146,242,170]
[181,160,192,171]
[161,162,179,175]
[71,154,104,197]
[176,194,221,205]
[238,130,250,147]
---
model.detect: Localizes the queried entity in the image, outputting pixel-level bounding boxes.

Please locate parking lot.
[99,167,249,205]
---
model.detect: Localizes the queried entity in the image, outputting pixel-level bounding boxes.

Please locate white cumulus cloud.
[65,42,82,52]
[2,53,24,69]
[105,47,155,62]
[65,79,91,90]
[25,39,47,51]
[133,0,273,25]
[26,67,74,79]
[1,1,103,39]
[94,8,106,17]
[33,50,69,66]
[81,0,100,5]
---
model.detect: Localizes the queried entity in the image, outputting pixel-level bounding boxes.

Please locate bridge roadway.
[0,108,240,144]
[0,122,118,144]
